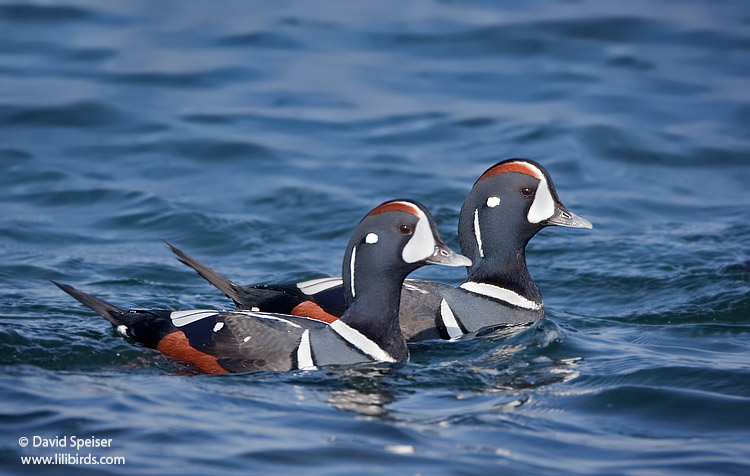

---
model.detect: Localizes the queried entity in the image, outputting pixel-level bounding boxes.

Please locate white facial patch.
[486,196,501,208]
[401,207,436,263]
[213,322,224,333]
[365,232,379,244]
[524,163,555,224]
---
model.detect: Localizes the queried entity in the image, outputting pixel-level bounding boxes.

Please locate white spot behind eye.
[365,232,379,244]
[486,196,501,208]
[213,322,224,332]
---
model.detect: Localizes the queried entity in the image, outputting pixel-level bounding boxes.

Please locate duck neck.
[342,246,409,362]
[465,245,542,304]
[458,205,542,304]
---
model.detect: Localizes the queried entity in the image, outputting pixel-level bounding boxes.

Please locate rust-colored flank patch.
[366,201,419,218]
[156,331,228,375]
[476,161,542,183]
[292,301,339,323]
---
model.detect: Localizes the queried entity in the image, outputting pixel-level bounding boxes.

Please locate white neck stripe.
[296,329,317,370]
[473,208,484,258]
[439,299,464,340]
[329,320,397,362]
[349,246,357,298]
[460,282,542,311]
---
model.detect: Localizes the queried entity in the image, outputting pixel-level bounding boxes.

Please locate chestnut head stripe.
[366,201,420,217]
[475,161,542,184]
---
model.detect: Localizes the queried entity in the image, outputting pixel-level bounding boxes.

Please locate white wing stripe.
[232,311,303,328]
[170,310,219,327]
[297,277,343,295]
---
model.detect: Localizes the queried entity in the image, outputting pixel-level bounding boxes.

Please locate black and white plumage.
[55,200,470,374]
[172,159,592,341]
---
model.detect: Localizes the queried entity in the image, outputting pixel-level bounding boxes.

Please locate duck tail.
[165,242,245,306]
[52,281,124,327]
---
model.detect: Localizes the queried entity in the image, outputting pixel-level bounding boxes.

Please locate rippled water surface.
[1,1,749,474]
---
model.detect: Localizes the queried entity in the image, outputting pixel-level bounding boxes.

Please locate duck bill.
[425,242,473,267]
[543,204,593,229]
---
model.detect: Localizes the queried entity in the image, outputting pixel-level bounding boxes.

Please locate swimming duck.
[171,159,591,341]
[55,200,469,374]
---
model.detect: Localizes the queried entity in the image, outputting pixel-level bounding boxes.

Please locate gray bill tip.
[426,245,473,267]
[546,207,593,229]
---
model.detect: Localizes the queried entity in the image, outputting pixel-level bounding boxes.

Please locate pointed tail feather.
[52,281,125,327]
[165,242,246,306]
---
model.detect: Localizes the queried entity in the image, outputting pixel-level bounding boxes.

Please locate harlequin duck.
[171,159,592,341]
[54,200,470,374]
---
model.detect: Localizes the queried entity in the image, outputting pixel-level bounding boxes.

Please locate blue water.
[1,0,749,474]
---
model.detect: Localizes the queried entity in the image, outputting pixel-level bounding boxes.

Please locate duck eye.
[521,187,533,197]
[399,225,413,235]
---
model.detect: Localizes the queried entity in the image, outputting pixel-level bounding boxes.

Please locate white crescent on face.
[520,162,556,224]
[400,203,436,264]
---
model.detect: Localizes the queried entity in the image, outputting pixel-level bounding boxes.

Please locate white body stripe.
[439,299,463,340]
[296,329,316,370]
[297,277,343,295]
[170,310,218,327]
[473,208,484,258]
[460,282,542,311]
[329,320,397,362]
